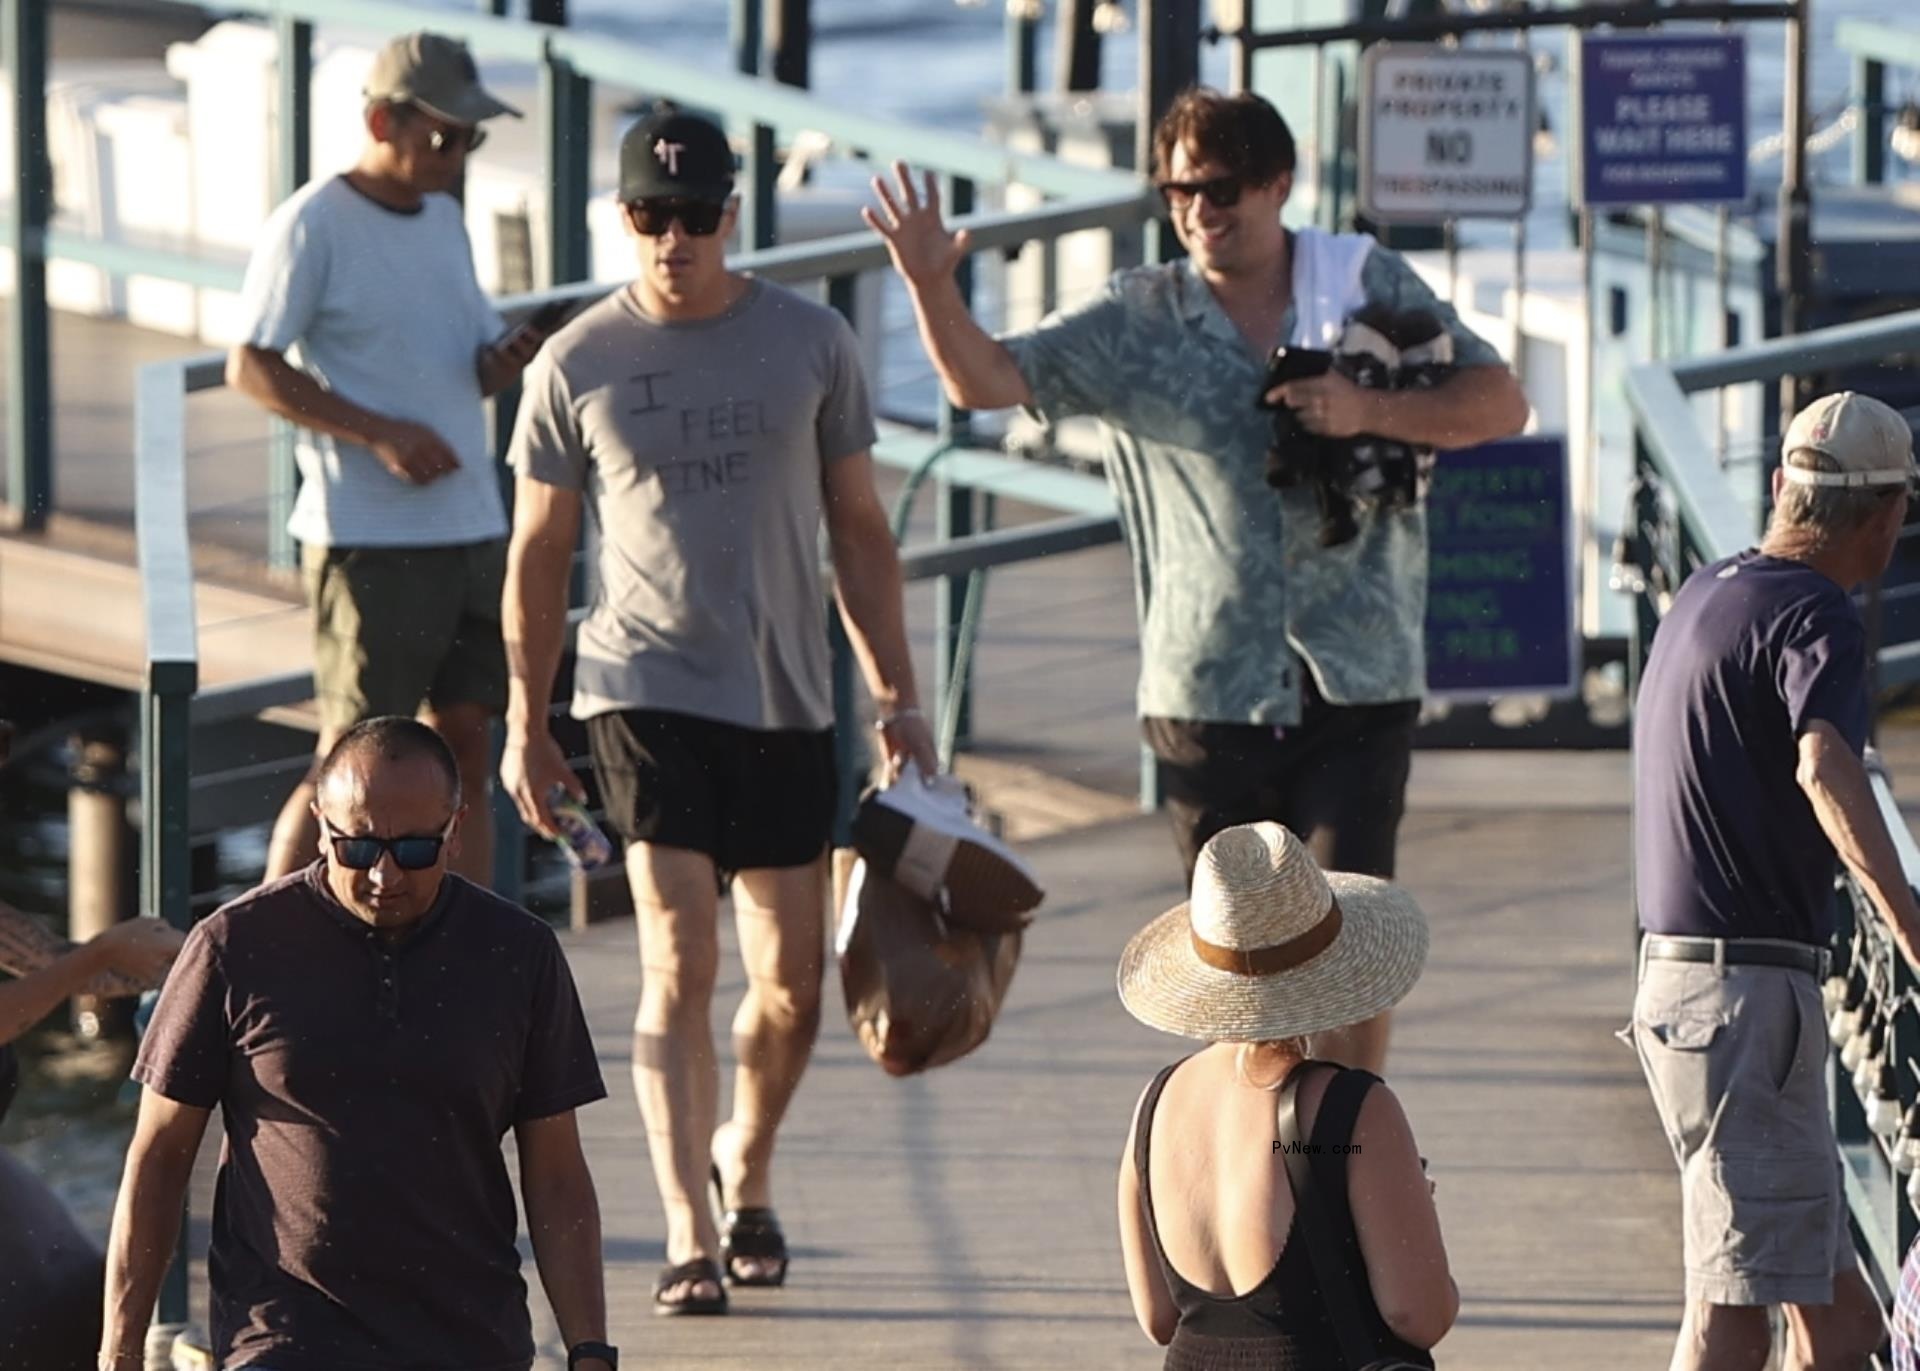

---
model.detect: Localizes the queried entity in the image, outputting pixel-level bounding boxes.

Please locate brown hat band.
[1190,896,1344,977]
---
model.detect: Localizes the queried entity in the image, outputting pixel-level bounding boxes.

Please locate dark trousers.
[1144,689,1420,884]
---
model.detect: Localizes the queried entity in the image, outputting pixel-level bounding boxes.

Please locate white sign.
[1360,44,1535,222]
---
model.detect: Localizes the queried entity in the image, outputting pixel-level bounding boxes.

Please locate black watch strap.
[568,1341,618,1370]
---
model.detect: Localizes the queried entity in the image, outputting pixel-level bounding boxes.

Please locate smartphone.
[524,298,578,336]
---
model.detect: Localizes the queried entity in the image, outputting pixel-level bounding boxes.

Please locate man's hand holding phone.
[480,298,577,393]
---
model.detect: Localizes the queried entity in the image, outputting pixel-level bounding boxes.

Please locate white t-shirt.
[238,176,508,548]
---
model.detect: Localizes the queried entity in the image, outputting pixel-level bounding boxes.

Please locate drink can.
[547,785,614,870]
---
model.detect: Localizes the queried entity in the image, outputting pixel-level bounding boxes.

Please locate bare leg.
[421,702,495,887]
[628,842,724,1307]
[1667,1300,1773,1371]
[1782,1270,1885,1371]
[712,857,826,1282]
[1315,1009,1392,1073]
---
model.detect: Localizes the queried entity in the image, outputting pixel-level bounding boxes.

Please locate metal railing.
[1622,307,1920,1310]
[4,0,1144,531]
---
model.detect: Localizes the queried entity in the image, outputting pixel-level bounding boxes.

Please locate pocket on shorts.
[1645,1013,1724,1051]
[1632,970,1730,1158]
[1696,1151,1835,1285]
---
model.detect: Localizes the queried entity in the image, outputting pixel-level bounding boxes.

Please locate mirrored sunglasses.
[628,197,727,237]
[322,819,454,871]
[1156,175,1246,211]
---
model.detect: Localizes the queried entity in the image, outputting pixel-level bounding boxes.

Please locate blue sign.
[1579,33,1748,206]
[1424,436,1574,698]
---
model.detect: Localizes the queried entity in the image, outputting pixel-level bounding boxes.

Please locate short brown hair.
[1152,87,1297,186]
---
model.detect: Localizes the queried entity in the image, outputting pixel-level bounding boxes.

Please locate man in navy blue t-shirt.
[1632,391,1920,1371]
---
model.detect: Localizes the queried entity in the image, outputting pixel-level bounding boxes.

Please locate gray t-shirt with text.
[508,279,877,731]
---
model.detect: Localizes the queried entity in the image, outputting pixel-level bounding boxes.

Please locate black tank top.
[1133,1058,1436,1371]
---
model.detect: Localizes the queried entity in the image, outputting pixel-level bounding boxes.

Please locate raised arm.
[515,1110,611,1370]
[822,452,938,777]
[501,474,586,837]
[99,1090,213,1369]
[864,163,1033,413]
[1798,721,1920,964]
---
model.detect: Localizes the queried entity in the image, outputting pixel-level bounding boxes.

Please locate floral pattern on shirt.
[1004,246,1503,725]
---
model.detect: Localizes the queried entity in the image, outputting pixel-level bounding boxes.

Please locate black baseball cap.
[619,110,735,203]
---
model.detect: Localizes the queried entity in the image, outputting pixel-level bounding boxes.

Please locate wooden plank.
[0,526,307,693]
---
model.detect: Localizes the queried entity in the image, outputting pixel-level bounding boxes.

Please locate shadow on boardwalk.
[517,762,1678,1370]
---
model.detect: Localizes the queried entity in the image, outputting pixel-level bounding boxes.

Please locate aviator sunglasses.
[627,197,728,237]
[320,816,456,872]
[1155,174,1247,211]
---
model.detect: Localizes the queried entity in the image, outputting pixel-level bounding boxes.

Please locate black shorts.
[1144,685,1420,883]
[586,708,836,872]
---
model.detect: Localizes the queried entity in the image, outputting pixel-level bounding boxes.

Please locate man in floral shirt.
[869,89,1526,1069]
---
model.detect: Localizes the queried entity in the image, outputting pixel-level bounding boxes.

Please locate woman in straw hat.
[1116,821,1456,1369]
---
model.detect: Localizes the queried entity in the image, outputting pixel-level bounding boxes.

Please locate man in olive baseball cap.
[228,27,559,897]
[364,30,521,125]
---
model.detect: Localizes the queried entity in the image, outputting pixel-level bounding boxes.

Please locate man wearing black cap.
[228,31,559,893]
[500,108,937,1314]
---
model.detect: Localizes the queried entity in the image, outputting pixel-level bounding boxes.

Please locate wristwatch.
[568,1342,618,1370]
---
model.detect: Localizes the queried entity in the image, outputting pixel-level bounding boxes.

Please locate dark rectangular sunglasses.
[324,821,453,872]
[1155,175,1245,210]
[628,197,727,237]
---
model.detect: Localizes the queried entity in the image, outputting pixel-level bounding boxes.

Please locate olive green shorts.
[301,539,508,738]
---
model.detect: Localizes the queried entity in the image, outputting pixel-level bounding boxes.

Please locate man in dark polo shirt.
[99,717,618,1371]
[1631,392,1920,1371]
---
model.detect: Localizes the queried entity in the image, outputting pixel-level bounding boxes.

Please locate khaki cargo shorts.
[301,539,508,738]
[1626,943,1849,1307]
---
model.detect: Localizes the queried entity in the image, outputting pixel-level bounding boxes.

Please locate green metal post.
[1007,9,1040,96]
[936,176,976,755]
[1856,56,1885,187]
[732,0,763,75]
[1138,0,1202,184]
[541,54,592,287]
[268,15,313,570]
[743,122,778,251]
[826,272,861,843]
[490,384,528,901]
[141,664,196,1323]
[1055,0,1102,92]
[770,0,811,89]
[4,0,51,527]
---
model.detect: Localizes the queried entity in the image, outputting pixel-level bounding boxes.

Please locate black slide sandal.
[710,1163,790,1287]
[653,1256,729,1316]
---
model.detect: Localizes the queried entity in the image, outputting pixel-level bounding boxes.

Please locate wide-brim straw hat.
[1118,821,1428,1042]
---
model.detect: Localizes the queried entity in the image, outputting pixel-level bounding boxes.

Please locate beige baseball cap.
[364,32,521,125]
[1781,391,1917,491]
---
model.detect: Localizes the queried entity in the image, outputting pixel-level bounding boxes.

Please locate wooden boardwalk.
[496,753,1679,1371]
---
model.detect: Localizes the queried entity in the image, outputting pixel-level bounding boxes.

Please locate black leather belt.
[1642,935,1830,979]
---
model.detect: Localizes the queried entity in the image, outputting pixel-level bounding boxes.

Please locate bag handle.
[1276,1064,1384,1371]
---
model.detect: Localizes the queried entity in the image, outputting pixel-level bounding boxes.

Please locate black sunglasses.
[1156,175,1246,211]
[320,817,455,872]
[627,197,728,237]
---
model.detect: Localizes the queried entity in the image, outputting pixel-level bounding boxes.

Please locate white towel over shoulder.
[1289,226,1375,348]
